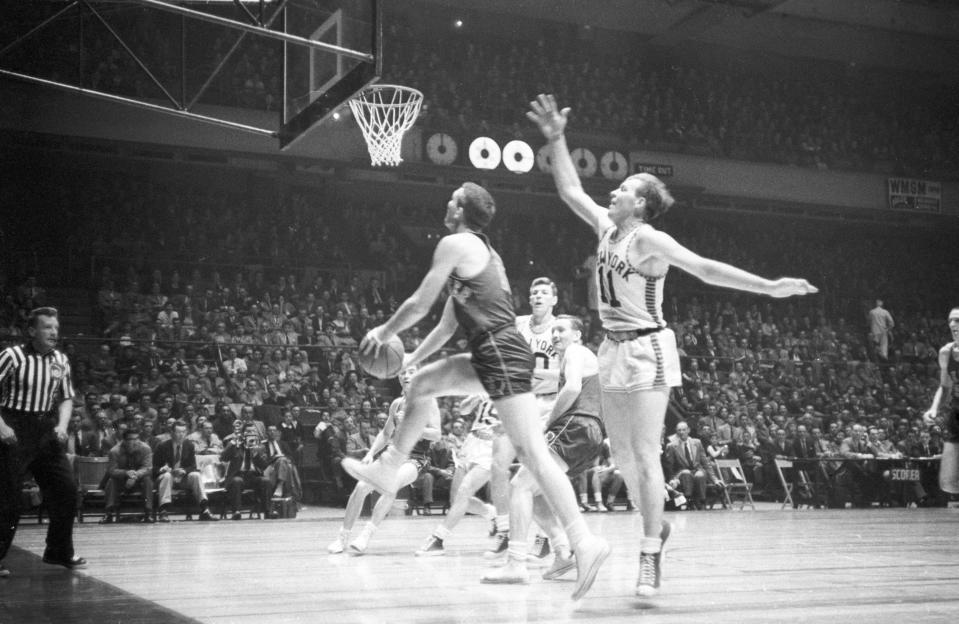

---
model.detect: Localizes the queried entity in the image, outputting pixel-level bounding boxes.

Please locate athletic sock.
[434,525,452,541]
[496,514,509,533]
[640,537,662,554]
[563,517,590,549]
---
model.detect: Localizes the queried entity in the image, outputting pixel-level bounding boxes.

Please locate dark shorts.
[469,326,534,400]
[944,407,959,443]
[546,415,604,477]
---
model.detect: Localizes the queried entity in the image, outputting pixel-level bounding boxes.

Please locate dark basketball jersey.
[948,342,959,402]
[448,232,515,342]
[557,370,601,420]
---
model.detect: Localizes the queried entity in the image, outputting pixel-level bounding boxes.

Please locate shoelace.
[638,553,657,587]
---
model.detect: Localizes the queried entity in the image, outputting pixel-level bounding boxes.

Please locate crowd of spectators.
[5,3,958,178]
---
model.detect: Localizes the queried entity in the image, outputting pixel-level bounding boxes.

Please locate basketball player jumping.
[343,182,610,601]
[528,94,817,597]
[328,364,440,556]
[922,307,959,505]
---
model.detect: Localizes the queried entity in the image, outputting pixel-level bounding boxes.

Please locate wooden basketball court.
[3,505,958,624]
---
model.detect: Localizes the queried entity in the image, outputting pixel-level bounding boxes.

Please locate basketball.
[357,336,406,379]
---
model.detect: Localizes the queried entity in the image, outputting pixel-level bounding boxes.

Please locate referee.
[0,307,86,577]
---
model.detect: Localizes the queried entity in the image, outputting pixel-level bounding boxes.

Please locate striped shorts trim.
[598,327,681,393]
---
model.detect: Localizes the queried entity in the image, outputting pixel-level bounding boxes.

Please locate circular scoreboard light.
[469,137,501,170]
[571,147,597,177]
[536,144,552,173]
[503,140,534,173]
[600,151,628,181]
[426,133,458,166]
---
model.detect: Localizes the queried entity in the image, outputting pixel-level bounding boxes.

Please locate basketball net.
[349,84,423,167]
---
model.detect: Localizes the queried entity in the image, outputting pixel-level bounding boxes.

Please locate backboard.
[280,0,381,149]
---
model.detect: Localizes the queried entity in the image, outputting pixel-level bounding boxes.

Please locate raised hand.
[768,278,819,298]
[526,94,570,141]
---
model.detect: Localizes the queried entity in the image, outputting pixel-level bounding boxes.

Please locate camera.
[243,435,259,449]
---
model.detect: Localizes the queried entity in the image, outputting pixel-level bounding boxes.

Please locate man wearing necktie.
[153,421,217,522]
[839,424,877,507]
[221,423,273,520]
[264,425,301,501]
[664,422,710,510]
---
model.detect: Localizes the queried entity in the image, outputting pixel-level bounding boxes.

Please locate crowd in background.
[4,3,958,179]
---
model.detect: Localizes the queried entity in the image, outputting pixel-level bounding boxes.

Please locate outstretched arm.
[406,298,458,369]
[527,94,612,237]
[360,236,462,355]
[638,228,818,298]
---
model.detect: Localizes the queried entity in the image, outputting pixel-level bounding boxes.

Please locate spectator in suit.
[220,423,275,520]
[237,404,267,440]
[663,421,711,510]
[102,427,154,523]
[838,424,878,506]
[153,420,217,522]
[189,419,224,455]
[279,408,303,465]
[263,424,301,500]
[867,300,895,361]
[64,413,96,459]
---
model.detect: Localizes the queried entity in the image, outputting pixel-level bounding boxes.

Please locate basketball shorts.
[598,328,681,392]
[458,432,494,472]
[944,407,959,443]
[546,415,604,477]
[469,326,534,400]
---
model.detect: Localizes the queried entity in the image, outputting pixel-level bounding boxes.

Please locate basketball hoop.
[349,84,423,167]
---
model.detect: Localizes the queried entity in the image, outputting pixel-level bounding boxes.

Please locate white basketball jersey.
[468,396,500,436]
[516,314,560,395]
[596,224,668,331]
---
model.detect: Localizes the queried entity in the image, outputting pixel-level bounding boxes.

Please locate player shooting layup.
[343,182,610,601]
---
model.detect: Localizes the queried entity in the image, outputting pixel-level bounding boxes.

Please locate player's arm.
[526,94,612,237]
[923,345,952,424]
[546,345,586,427]
[420,402,443,442]
[365,404,398,462]
[362,236,462,352]
[637,228,818,298]
[406,297,458,369]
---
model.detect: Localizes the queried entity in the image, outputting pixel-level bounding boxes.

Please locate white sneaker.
[327,531,349,554]
[480,559,530,584]
[542,553,576,580]
[570,536,611,601]
[414,535,446,557]
[348,529,372,556]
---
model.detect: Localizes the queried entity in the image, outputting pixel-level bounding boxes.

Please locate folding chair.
[774,458,796,509]
[714,459,756,510]
[74,456,110,522]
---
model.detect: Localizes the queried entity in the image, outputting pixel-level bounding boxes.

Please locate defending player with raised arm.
[922,307,959,504]
[527,93,817,598]
[327,363,441,555]
[342,182,609,601]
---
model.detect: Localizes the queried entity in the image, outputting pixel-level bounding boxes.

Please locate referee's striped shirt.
[0,343,75,413]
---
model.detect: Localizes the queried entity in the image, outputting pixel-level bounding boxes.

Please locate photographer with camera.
[220,422,274,520]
